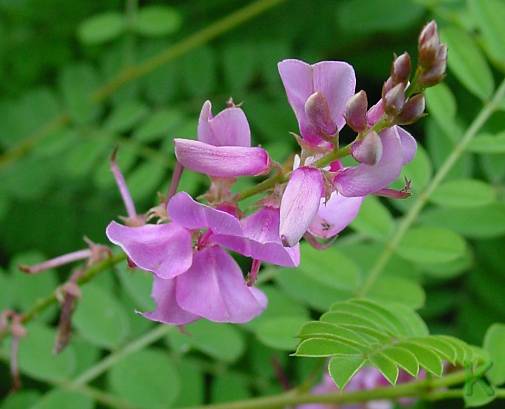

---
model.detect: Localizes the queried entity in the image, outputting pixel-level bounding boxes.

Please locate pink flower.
[278,59,356,147]
[174,100,270,177]
[107,192,267,324]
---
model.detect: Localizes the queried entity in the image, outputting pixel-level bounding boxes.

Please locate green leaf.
[172,360,204,407]
[420,204,505,238]
[336,0,423,35]
[211,372,251,403]
[182,47,216,96]
[469,0,505,69]
[381,346,419,376]
[104,100,148,133]
[73,284,131,349]
[117,266,154,311]
[64,132,111,178]
[133,6,182,37]
[350,196,394,240]
[369,353,399,384]
[108,349,180,409]
[441,27,494,100]
[31,390,93,409]
[367,276,425,309]
[128,161,166,201]
[59,64,101,124]
[295,338,362,357]
[78,12,125,45]
[484,323,505,385]
[0,391,40,409]
[430,179,496,208]
[396,226,466,264]
[397,342,443,376]
[464,379,496,407]
[467,132,505,153]
[223,43,257,91]
[255,316,307,350]
[16,323,76,382]
[328,355,365,389]
[166,320,244,363]
[425,83,459,139]
[133,109,184,143]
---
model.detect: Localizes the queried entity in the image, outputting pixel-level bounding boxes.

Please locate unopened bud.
[345,91,368,132]
[419,21,439,49]
[382,77,395,98]
[391,52,411,83]
[352,131,383,165]
[304,92,336,137]
[384,83,406,116]
[419,61,446,87]
[397,94,425,125]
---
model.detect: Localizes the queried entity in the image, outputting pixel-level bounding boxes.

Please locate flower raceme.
[104,20,446,325]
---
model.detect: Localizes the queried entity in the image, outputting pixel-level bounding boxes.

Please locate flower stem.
[357,77,505,296]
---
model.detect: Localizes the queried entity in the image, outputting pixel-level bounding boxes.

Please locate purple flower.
[174,100,270,177]
[278,59,356,147]
[106,191,267,324]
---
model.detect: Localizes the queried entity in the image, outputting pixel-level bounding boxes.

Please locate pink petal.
[142,277,198,325]
[396,126,417,164]
[308,192,364,239]
[106,221,193,279]
[167,192,243,235]
[312,61,356,132]
[280,167,324,247]
[176,246,267,323]
[197,100,251,147]
[334,127,404,197]
[174,139,270,177]
[367,99,385,126]
[213,206,300,267]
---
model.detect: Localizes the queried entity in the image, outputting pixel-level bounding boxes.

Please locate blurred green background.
[1,0,505,408]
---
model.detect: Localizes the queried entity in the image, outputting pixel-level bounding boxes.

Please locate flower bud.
[383,83,406,116]
[419,62,446,87]
[419,21,439,49]
[304,91,335,137]
[397,94,425,125]
[351,131,383,165]
[391,52,411,83]
[345,90,368,132]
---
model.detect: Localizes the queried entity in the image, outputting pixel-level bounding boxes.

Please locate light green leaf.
[1,391,40,409]
[16,324,76,382]
[117,267,154,311]
[223,43,256,91]
[172,360,204,407]
[128,161,166,201]
[467,132,505,153]
[350,196,393,240]
[420,204,505,238]
[31,390,93,409]
[298,321,374,346]
[469,0,505,69]
[166,320,244,363]
[182,47,216,96]
[255,316,307,350]
[211,372,251,403]
[484,323,505,385]
[73,284,131,349]
[398,342,443,376]
[108,349,180,409]
[430,179,496,208]
[425,83,459,139]
[368,276,425,309]
[381,346,419,376]
[441,27,494,100]
[328,356,365,389]
[369,353,399,384]
[104,100,148,133]
[134,6,182,37]
[295,338,362,357]
[337,0,423,35]
[396,226,466,264]
[464,379,496,407]
[64,132,111,178]
[78,12,125,45]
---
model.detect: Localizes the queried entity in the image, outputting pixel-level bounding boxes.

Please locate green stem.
[357,77,505,296]
[0,0,286,171]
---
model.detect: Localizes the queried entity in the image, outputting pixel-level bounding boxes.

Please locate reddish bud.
[384,83,406,116]
[351,131,383,165]
[345,91,368,132]
[419,61,446,87]
[392,52,411,83]
[419,21,439,49]
[382,77,395,98]
[304,91,336,137]
[397,94,425,125]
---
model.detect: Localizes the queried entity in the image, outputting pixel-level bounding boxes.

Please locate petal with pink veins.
[396,126,417,164]
[176,246,267,323]
[174,139,270,178]
[106,221,193,279]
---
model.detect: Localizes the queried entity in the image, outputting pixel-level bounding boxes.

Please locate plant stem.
[357,77,505,296]
[0,0,286,171]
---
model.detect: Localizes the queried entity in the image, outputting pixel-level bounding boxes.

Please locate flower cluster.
[103,21,446,326]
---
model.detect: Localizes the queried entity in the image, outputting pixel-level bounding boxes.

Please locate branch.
[357,76,505,296]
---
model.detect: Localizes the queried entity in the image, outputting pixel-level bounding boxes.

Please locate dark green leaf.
[78,12,125,45]
[134,6,182,37]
